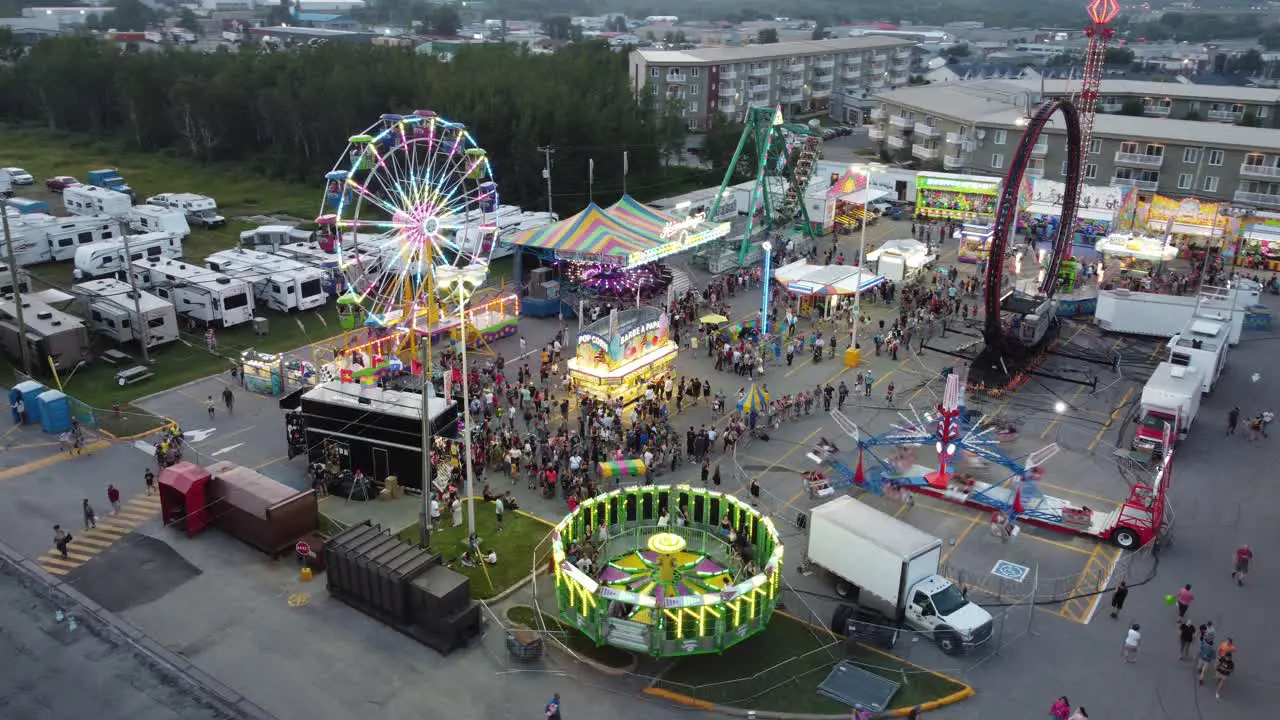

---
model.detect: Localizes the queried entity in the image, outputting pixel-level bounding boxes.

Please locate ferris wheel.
[317,110,500,330]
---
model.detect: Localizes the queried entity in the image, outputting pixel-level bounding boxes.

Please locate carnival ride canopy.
[773,259,886,296]
[738,383,770,414]
[504,195,728,269]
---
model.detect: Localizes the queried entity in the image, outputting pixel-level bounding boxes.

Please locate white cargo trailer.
[128,259,254,328]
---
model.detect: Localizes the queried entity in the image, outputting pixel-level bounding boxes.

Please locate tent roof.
[867,238,932,261]
[504,202,658,264]
[159,462,210,495]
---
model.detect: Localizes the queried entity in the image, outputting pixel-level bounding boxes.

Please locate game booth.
[568,306,678,406]
[914,172,1001,222]
[1232,214,1280,271]
[1095,233,1179,272]
[804,169,893,234]
[239,349,320,396]
[1135,195,1241,255]
[866,238,935,283]
[772,259,887,319]
[1019,178,1138,253]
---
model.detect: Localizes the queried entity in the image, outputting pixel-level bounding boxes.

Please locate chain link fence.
[10,368,170,438]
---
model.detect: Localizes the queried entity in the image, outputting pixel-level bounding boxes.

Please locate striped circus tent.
[737,384,770,414]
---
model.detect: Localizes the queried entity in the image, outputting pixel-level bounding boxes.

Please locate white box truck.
[1096,285,1257,345]
[808,496,993,655]
[72,278,179,348]
[73,232,184,280]
[1133,362,1203,455]
[1167,317,1228,393]
[63,184,133,218]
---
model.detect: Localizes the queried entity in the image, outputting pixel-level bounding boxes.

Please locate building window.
[1177,173,1193,190]
[1258,107,1269,119]
[991,153,1004,169]
[689,85,699,95]
[1090,139,1101,155]
[993,130,1007,145]
[687,101,699,114]
[1085,163,1097,180]
[1119,141,1139,154]
[650,84,658,95]
[1202,176,1219,192]
[651,67,659,77]
[1182,148,1200,164]
[1061,160,1070,176]
[1207,149,1224,166]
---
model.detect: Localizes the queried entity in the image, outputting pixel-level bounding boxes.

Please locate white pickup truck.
[808,495,994,655]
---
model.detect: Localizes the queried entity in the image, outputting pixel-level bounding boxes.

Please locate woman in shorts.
[1215,651,1234,699]
[1232,545,1252,586]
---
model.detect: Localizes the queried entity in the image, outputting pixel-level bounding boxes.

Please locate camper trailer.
[73,232,184,280]
[205,249,328,312]
[271,241,383,291]
[0,295,91,371]
[62,185,133,218]
[127,205,191,238]
[0,263,29,297]
[2,215,118,266]
[72,278,179,348]
[145,193,226,229]
[239,225,314,252]
[129,259,254,328]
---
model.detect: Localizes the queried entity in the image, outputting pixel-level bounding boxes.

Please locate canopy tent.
[838,188,890,205]
[504,195,728,269]
[1095,234,1178,263]
[773,260,886,296]
[738,384,770,414]
[866,238,935,283]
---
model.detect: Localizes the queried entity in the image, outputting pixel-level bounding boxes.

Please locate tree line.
[0,36,692,215]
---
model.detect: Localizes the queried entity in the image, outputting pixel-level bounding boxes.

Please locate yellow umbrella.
[700,313,729,324]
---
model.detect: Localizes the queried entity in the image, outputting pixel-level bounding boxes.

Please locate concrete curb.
[504,604,640,678]
[0,538,277,720]
[100,416,175,441]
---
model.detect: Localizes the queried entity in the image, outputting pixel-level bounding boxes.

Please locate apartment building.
[1002,79,1280,129]
[868,80,1280,210]
[629,37,915,130]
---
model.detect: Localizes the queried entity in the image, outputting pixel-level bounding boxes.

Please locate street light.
[847,162,888,360]
[760,240,773,337]
[434,262,490,541]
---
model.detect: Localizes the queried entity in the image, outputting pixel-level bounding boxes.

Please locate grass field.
[506,605,635,669]
[396,500,550,600]
[654,613,967,714]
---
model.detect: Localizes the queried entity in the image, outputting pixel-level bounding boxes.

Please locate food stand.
[958,223,996,264]
[1232,214,1280,271]
[1136,195,1239,250]
[773,260,886,318]
[568,306,677,405]
[914,172,1001,221]
[866,239,935,283]
[240,349,319,396]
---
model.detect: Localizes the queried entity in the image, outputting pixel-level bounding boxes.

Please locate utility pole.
[418,337,434,550]
[538,146,555,216]
[118,219,150,363]
[1,209,33,375]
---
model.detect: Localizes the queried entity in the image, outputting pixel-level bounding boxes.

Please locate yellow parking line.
[733,427,822,497]
[1041,383,1089,439]
[47,549,95,562]
[0,440,112,482]
[1088,387,1135,452]
[1037,481,1121,505]
[113,511,154,522]
[1057,542,1102,622]
[784,356,813,377]
[1021,532,1092,555]
[72,535,114,548]
[1078,546,1122,622]
[40,555,81,568]
[85,526,129,539]
[940,512,983,565]
[38,564,70,575]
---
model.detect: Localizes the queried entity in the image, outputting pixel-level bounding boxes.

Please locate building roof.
[873,80,1280,150]
[294,12,347,22]
[1002,78,1280,104]
[634,36,913,65]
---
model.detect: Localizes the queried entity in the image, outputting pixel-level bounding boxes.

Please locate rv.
[0,263,30,297]
[127,205,191,238]
[1167,317,1229,394]
[145,193,226,229]
[72,232,184,280]
[63,185,133,218]
[72,278,179,348]
[128,259,255,328]
[239,224,315,252]
[205,249,328,312]
[2,215,118,266]
[0,295,91,371]
[271,241,383,291]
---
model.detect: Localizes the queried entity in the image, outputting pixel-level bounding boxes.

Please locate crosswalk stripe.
[73,535,114,548]
[86,526,128,539]
[38,564,70,575]
[95,519,137,531]
[114,511,153,521]
[126,499,161,510]
[42,554,85,566]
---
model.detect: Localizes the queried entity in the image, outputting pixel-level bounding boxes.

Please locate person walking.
[1178,619,1196,660]
[206,395,216,419]
[1173,583,1195,623]
[1050,696,1070,720]
[1109,581,1128,618]
[106,484,120,515]
[494,495,504,531]
[1232,544,1253,586]
[1195,636,1216,684]
[53,525,71,559]
[1215,651,1234,699]
[749,477,760,506]
[222,386,234,413]
[144,468,156,496]
[81,499,96,530]
[1226,407,1239,435]
[1122,623,1141,663]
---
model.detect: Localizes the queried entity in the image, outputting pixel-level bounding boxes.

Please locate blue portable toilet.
[9,380,46,424]
[37,390,73,434]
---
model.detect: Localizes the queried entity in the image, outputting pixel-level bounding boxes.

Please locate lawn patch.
[396,500,549,600]
[653,613,967,714]
[506,605,635,669]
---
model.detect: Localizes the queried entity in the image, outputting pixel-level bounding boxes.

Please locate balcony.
[887,136,906,150]
[1113,176,1159,191]
[888,115,914,130]
[749,84,770,95]
[870,108,886,121]
[811,71,833,83]
[1208,109,1244,122]
[889,73,910,86]
[720,104,738,114]
[842,68,861,81]
[868,126,887,140]
[912,144,939,160]
[748,99,770,109]
[780,77,802,89]
[1027,160,1045,177]
[943,155,965,169]
[1234,190,1280,207]
[781,92,804,103]
[1143,104,1171,116]
[1030,141,1048,156]
[844,56,862,67]
[811,88,832,99]
[869,79,886,89]
[945,131,969,145]
[870,62,887,73]
[1114,151,1164,168]
[782,61,804,72]
[815,58,834,69]
[1097,100,1122,113]
[1240,162,1280,179]
[914,124,940,139]
[719,71,738,81]
[748,67,770,77]
[718,85,736,97]
[873,54,888,62]
[666,73,688,83]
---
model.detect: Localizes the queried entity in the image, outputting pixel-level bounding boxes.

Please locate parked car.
[45,176,81,193]
[2,167,34,185]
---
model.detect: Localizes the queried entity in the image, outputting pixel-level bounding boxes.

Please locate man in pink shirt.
[1174,584,1195,623]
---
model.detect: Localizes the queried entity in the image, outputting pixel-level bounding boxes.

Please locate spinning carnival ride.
[315,111,518,379]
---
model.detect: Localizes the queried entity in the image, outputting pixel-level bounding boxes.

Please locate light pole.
[435,263,489,541]
[760,240,773,336]
[848,162,887,359]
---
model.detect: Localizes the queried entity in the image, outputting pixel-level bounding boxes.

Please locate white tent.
[1095,234,1177,263]
[866,238,936,283]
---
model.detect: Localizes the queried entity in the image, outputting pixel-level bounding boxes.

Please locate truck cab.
[86,168,135,200]
[903,577,991,653]
[1133,362,1203,455]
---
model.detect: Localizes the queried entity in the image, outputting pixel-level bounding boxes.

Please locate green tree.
[943,43,970,59]
[97,0,157,32]
[177,8,200,33]
[1238,109,1262,127]
[606,16,627,33]
[542,15,574,41]
[1104,47,1133,65]
[702,114,748,179]
[1261,28,1280,51]
[1228,49,1263,75]
[757,28,778,44]
[1118,98,1146,116]
[424,3,461,35]
[811,23,827,41]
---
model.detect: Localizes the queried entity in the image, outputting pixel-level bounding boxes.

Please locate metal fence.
[10,368,170,437]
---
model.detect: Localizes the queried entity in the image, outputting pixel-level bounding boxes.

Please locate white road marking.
[132,440,153,455]
[184,428,217,442]
[210,443,245,457]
